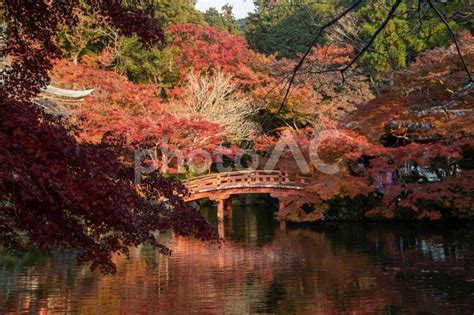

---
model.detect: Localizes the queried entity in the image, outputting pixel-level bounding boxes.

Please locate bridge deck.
[183,170,311,201]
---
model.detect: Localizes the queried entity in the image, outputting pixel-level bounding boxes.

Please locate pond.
[1,197,474,313]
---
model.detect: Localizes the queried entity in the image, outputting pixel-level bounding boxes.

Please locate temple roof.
[43,85,94,99]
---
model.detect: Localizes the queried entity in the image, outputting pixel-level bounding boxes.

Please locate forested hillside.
[0,0,473,272]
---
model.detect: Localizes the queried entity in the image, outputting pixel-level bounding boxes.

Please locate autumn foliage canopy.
[0,1,215,273]
[0,0,473,273]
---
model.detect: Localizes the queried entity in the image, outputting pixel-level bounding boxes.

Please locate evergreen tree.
[114,36,180,85]
[154,0,205,26]
[358,0,462,75]
[221,4,240,34]
[204,7,226,30]
[244,0,347,58]
[204,5,240,34]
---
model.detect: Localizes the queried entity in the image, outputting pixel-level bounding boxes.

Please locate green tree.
[221,4,240,34]
[204,7,226,30]
[60,13,107,63]
[244,0,347,58]
[358,0,461,75]
[154,0,205,26]
[114,35,180,86]
[204,5,240,34]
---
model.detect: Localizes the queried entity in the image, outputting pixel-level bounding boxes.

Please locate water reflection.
[1,199,474,313]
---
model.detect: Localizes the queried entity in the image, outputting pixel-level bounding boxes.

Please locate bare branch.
[270,0,405,124]
[426,0,473,82]
[266,0,364,124]
[172,72,261,142]
[339,0,403,75]
[325,13,361,49]
[261,0,473,135]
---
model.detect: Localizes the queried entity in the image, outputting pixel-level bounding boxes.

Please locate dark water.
[1,198,474,314]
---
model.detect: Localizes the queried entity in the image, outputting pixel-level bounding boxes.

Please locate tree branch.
[268,0,364,122]
[426,0,473,82]
[339,0,403,77]
[261,0,472,135]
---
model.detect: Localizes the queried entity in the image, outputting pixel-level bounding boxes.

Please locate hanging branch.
[426,0,473,82]
[338,0,403,80]
[262,0,473,132]
[276,0,405,118]
[270,0,364,119]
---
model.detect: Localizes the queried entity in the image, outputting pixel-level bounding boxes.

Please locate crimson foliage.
[0,1,214,273]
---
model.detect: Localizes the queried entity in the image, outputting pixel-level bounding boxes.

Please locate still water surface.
[1,199,474,313]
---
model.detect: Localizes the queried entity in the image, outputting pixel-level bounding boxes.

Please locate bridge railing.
[184,170,312,193]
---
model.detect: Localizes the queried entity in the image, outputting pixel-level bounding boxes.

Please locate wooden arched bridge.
[183,170,312,222]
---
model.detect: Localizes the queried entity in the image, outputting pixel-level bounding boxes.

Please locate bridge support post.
[225,198,233,219]
[278,198,285,213]
[216,195,231,222]
[271,194,287,214]
[217,199,225,223]
[216,199,225,238]
[216,196,232,238]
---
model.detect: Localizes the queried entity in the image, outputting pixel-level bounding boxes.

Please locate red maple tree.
[257,34,474,221]
[0,1,215,273]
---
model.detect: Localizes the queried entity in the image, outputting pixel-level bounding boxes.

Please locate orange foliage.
[348,32,474,143]
[167,24,268,90]
[259,34,474,222]
[52,61,227,172]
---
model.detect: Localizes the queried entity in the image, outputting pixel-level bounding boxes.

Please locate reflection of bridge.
[184,170,311,224]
